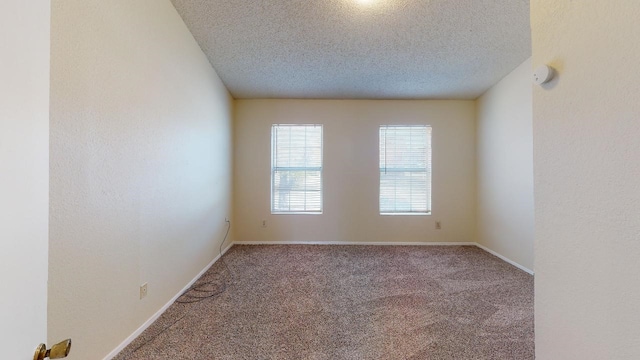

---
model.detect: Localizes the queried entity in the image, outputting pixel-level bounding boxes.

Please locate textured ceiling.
[170,0,531,99]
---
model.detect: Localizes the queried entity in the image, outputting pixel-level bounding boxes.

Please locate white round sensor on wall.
[533,65,555,85]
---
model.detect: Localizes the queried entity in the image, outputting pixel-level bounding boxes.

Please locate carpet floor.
[115,245,534,360]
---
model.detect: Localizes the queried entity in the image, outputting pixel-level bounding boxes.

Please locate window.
[379,125,432,215]
[271,124,323,214]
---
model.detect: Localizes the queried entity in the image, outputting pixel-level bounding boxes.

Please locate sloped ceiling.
[171,0,531,99]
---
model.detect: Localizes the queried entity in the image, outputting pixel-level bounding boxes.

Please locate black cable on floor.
[123,220,232,359]
[175,219,233,304]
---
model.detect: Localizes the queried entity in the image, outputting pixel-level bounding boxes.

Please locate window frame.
[379,125,432,216]
[270,124,324,215]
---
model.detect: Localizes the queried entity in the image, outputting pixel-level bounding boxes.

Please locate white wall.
[234,100,476,244]
[48,1,233,359]
[476,58,534,271]
[0,1,50,359]
[533,2,640,359]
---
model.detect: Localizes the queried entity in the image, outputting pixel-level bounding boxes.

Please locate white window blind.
[271,124,323,214]
[379,125,432,214]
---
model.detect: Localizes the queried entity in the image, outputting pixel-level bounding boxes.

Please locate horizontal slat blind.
[379,125,432,214]
[271,124,323,213]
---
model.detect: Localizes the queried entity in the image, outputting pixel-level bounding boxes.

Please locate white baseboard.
[233,240,477,246]
[474,243,534,275]
[103,241,234,360]
[235,240,533,275]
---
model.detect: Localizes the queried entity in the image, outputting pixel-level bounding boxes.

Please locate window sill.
[271,212,323,215]
[380,212,431,216]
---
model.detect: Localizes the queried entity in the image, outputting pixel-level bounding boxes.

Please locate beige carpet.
[115,245,534,359]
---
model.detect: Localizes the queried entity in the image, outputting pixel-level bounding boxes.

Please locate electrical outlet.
[435,221,442,230]
[262,220,267,228]
[225,217,229,222]
[140,283,148,299]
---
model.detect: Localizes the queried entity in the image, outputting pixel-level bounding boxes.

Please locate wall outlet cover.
[140,283,148,299]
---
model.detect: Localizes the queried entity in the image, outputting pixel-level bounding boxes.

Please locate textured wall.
[49,1,233,359]
[476,58,534,271]
[533,2,640,359]
[0,1,50,358]
[234,100,476,244]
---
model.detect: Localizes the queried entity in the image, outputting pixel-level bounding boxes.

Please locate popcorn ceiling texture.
[115,245,534,359]
[170,0,531,99]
